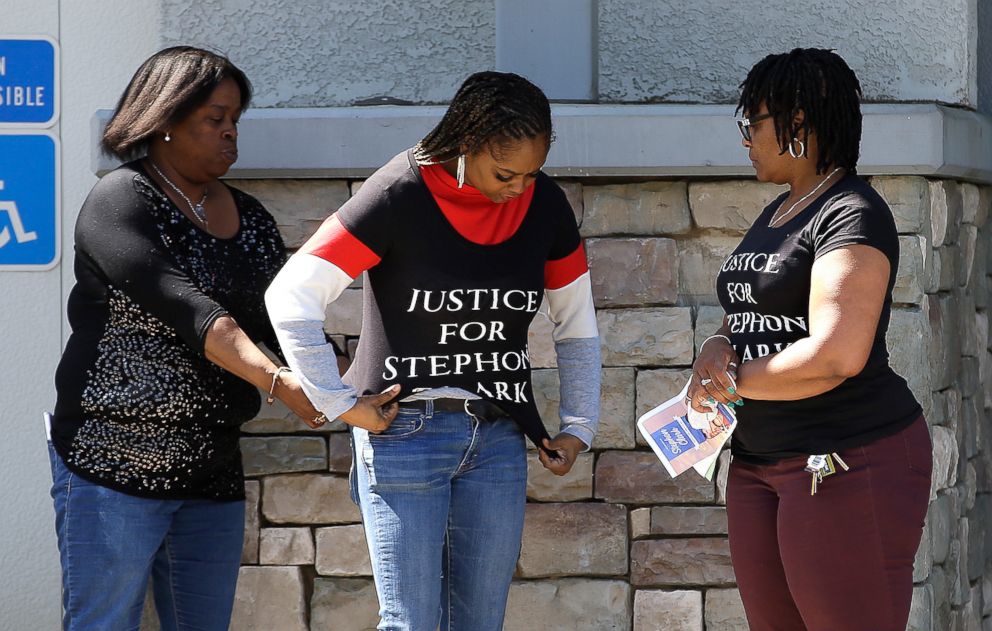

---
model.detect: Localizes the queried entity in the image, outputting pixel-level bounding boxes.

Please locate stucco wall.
[160,0,496,107]
[161,0,978,107]
[979,0,991,114]
[598,0,978,106]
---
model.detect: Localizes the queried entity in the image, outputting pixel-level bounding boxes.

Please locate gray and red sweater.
[266,150,600,448]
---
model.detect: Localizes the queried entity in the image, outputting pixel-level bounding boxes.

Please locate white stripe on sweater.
[265,253,358,421]
[546,271,598,341]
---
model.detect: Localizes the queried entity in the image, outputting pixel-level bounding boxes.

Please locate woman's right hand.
[687,336,741,413]
[339,384,401,434]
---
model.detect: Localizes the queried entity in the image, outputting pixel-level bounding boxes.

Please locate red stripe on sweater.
[545,243,589,290]
[300,214,381,279]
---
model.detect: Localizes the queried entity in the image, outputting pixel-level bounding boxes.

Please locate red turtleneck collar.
[419,162,536,245]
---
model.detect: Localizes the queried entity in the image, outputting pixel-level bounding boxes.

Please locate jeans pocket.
[47,442,84,493]
[902,416,933,478]
[369,411,425,440]
[48,441,65,499]
[47,441,59,478]
[348,432,360,505]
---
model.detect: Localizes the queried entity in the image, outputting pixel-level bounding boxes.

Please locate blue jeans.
[48,442,244,631]
[352,403,528,631]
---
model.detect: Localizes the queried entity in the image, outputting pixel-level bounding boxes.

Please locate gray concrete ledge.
[92,104,992,184]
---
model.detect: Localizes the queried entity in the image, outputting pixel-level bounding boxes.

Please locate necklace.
[768,167,843,228]
[149,161,208,226]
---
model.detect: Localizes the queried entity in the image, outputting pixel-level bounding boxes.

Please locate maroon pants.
[726,416,931,631]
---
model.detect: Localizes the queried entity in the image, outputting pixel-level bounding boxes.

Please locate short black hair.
[414,71,552,164]
[737,48,863,174]
[102,46,252,161]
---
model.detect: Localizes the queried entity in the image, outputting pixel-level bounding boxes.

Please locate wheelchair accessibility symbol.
[0,180,39,248]
[0,132,59,271]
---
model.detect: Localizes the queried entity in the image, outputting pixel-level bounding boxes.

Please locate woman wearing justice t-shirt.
[266,72,599,630]
[688,48,931,630]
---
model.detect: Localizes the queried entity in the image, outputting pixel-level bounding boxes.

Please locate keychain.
[805,452,848,495]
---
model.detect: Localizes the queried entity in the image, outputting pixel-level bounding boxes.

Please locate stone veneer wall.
[142,175,992,631]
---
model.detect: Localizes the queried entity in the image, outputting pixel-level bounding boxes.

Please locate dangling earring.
[456,154,466,189]
[164,132,171,143]
[788,138,806,158]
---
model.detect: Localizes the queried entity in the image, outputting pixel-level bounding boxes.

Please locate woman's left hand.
[687,336,740,413]
[273,370,325,428]
[539,433,585,476]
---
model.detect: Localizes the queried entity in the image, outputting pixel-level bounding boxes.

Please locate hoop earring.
[788,138,805,158]
[456,154,466,188]
[164,132,171,143]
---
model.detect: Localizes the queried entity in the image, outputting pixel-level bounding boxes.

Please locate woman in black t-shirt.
[688,49,932,630]
[50,47,323,631]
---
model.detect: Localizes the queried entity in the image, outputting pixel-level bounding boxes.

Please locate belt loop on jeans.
[398,398,509,421]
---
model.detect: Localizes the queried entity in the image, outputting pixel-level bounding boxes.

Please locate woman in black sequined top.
[49,47,320,631]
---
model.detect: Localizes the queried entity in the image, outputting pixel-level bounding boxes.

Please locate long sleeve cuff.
[270,321,359,421]
[265,254,359,421]
[555,336,601,452]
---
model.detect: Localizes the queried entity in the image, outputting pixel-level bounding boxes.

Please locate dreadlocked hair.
[414,71,552,165]
[737,48,863,175]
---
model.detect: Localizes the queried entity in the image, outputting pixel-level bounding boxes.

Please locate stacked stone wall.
[140,175,992,630]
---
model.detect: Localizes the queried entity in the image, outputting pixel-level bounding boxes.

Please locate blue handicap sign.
[0,133,59,270]
[0,37,58,126]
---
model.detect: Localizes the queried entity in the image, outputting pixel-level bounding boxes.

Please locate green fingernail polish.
[707,397,715,404]
[728,387,736,394]
[737,399,744,406]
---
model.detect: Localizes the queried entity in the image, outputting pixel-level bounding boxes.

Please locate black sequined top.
[52,161,286,500]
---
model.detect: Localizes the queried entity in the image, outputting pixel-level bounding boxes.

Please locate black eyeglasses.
[736,113,772,141]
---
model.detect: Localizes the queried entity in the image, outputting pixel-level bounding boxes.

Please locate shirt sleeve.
[809,194,899,264]
[542,182,601,449]
[73,169,227,353]
[299,175,394,276]
[544,188,598,341]
[554,337,601,451]
[266,173,401,419]
[265,253,359,421]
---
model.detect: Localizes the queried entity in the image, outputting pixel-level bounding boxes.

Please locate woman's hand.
[687,335,741,413]
[704,417,729,439]
[338,384,401,434]
[538,433,585,476]
[272,370,326,429]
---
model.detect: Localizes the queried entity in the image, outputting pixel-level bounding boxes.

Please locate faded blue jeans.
[351,402,528,631]
[48,442,244,631]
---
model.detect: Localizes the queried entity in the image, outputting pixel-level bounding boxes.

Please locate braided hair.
[414,71,552,165]
[737,48,862,175]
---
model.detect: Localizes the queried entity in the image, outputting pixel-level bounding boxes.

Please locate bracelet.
[266,367,292,405]
[699,334,732,351]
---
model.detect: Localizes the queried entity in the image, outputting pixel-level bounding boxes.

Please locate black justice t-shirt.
[716,174,921,463]
[333,150,582,448]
